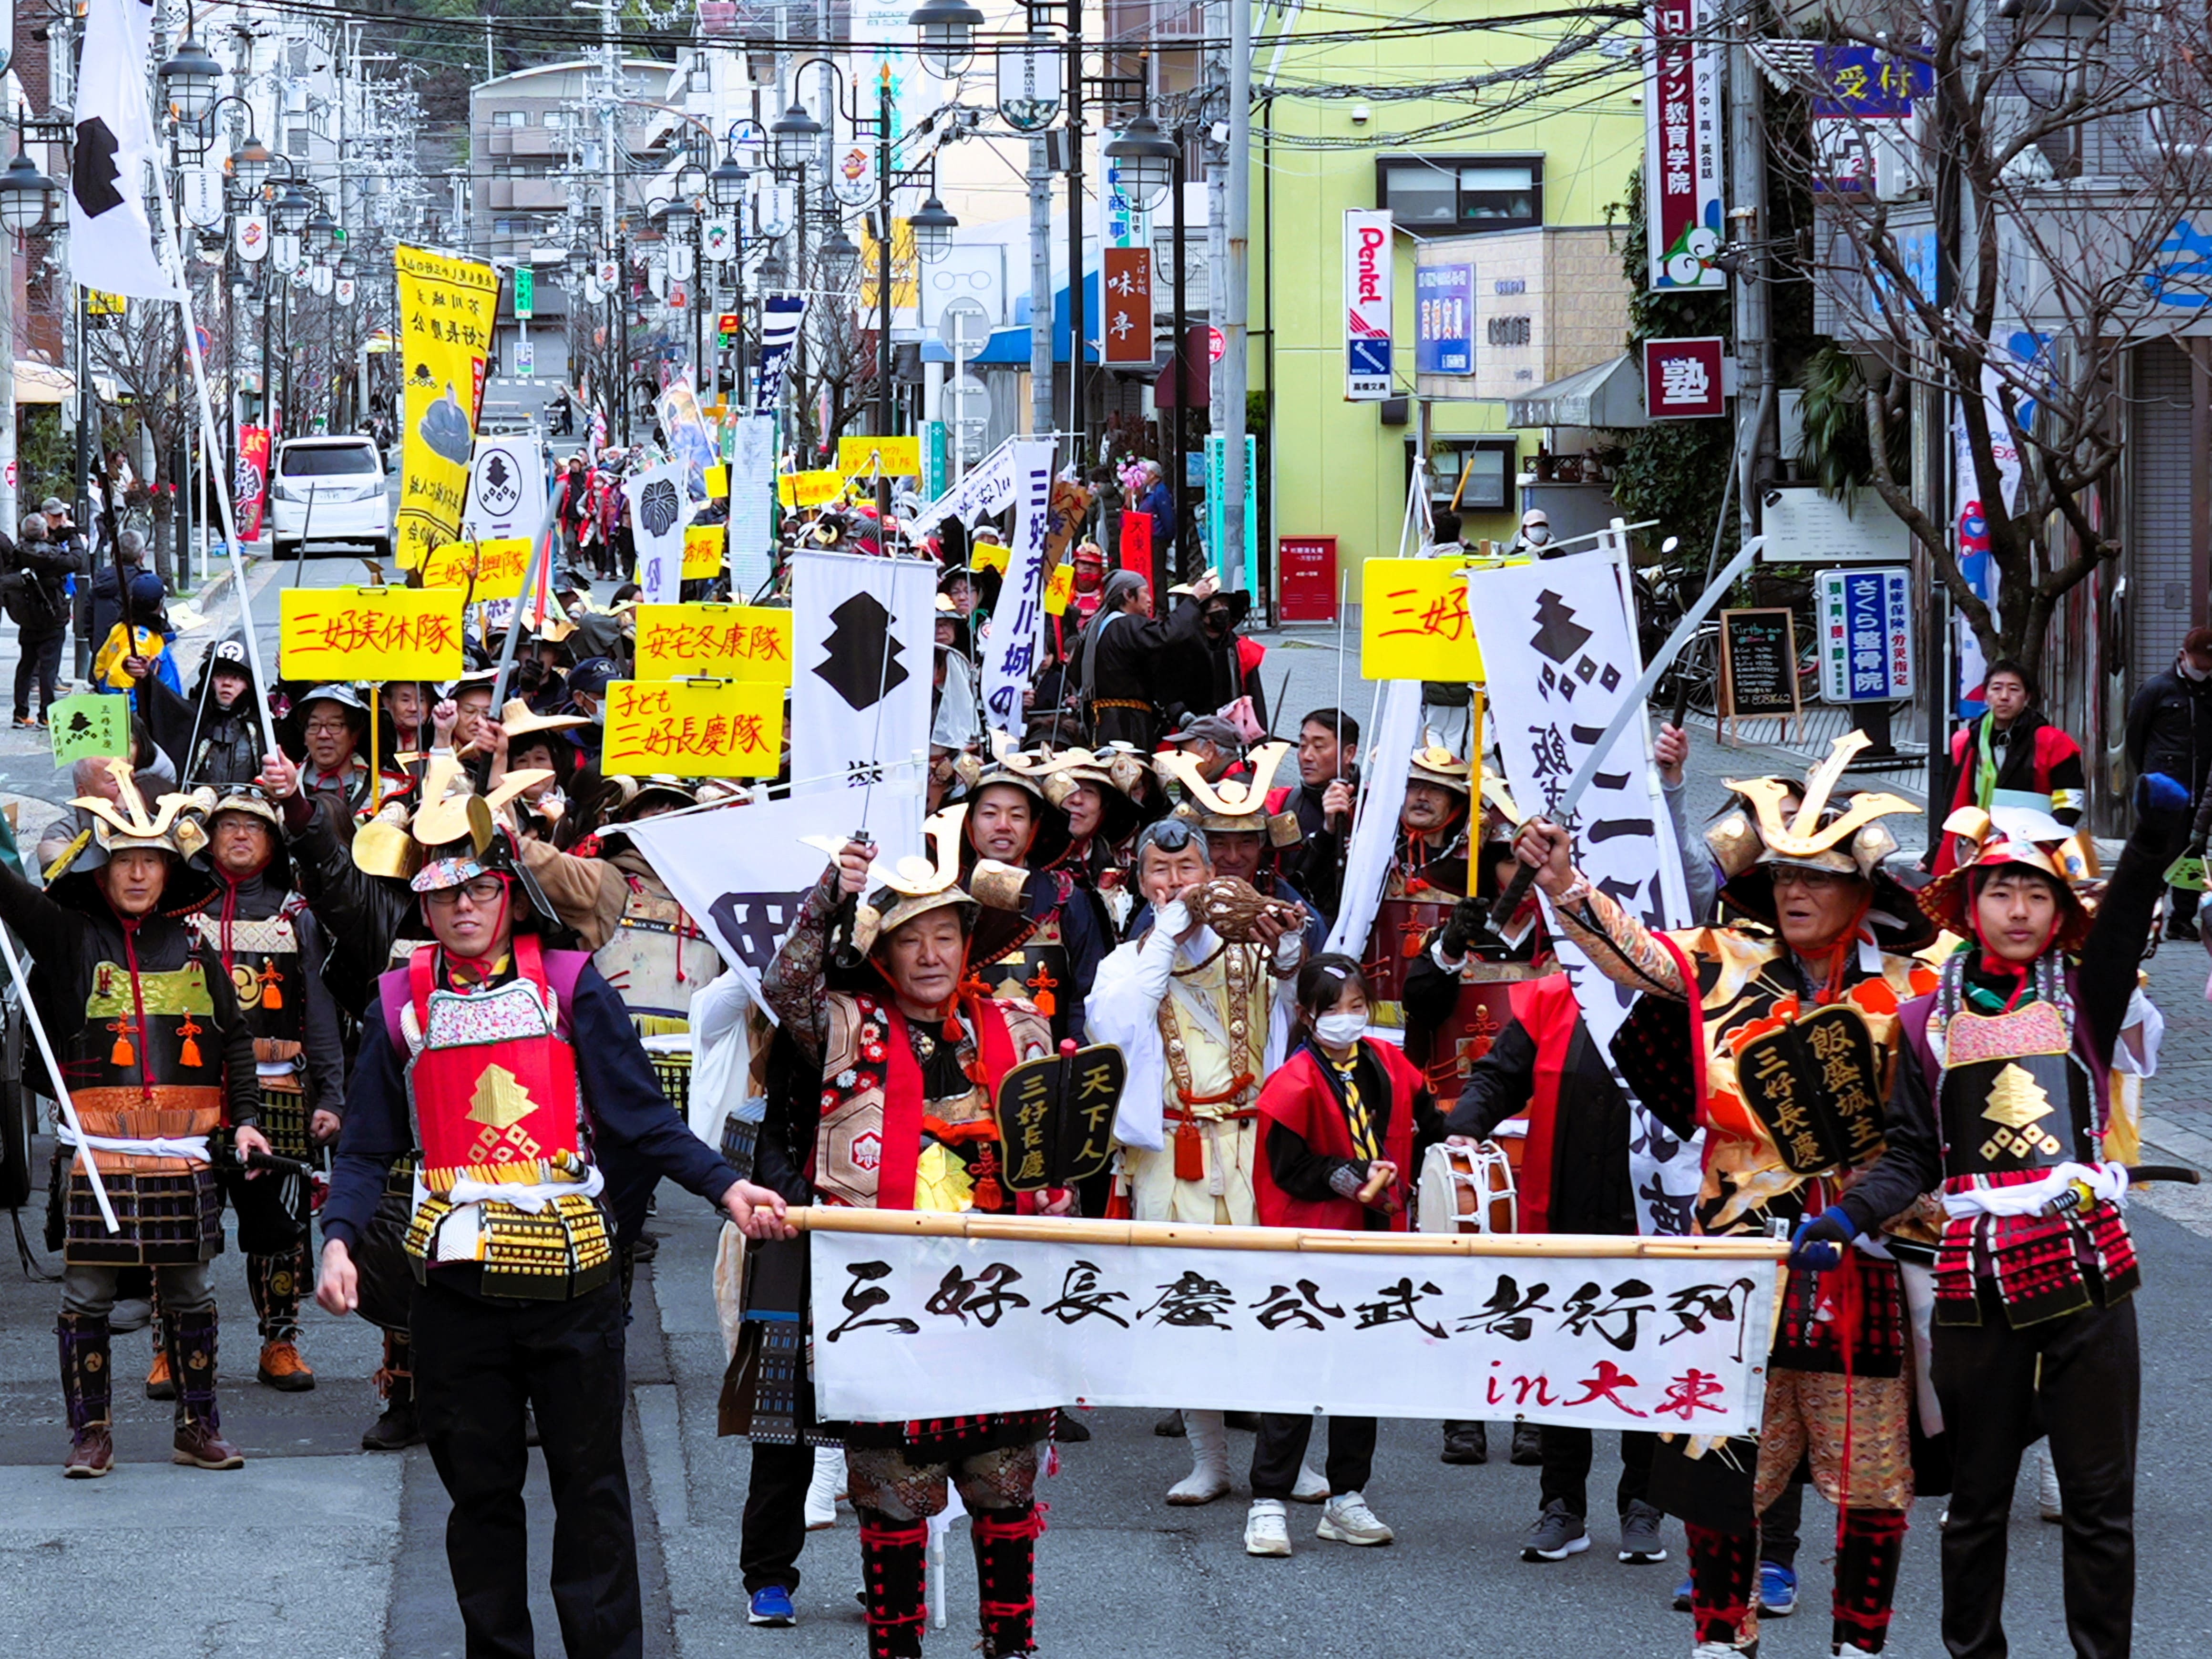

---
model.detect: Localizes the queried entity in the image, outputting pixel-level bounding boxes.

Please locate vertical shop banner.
[625,460,691,604]
[234,425,272,541]
[1816,567,1915,704]
[1102,248,1155,369]
[1344,209,1394,400]
[1644,0,1725,290]
[982,440,1057,738]
[789,549,936,797]
[1950,365,2021,715]
[1414,263,1474,375]
[728,413,778,597]
[394,245,500,568]
[754,295,809,410]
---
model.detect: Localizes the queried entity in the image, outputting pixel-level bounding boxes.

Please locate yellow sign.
[602,678,783,778]
[837,435,922,478]
[634,604,795,683]
[969,539,1011,575]
[683,523,726,581]
[279,586,466,681]
[394,245,500,569]
[1044,562,1076,616]
[1360,556,1518,682]
[777,470,844,509]
[420,535,533,592]
[704,463,729,498]
[84,289,128,316]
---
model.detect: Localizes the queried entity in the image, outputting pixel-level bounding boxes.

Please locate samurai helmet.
[1160,739,1301,847]
[1406,741,1473,795]
[1919,803,2096,952]
[812,805,1030,955]
[352,753,554,883]
[72,762,210,861]
[205,784,284,835]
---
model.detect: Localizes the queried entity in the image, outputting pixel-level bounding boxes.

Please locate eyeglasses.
[1769,865,1850,891]
[423,876,506,909]
[303,719,354,736]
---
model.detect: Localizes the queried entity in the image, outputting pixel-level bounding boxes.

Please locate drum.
[1414,1138,1518,1236]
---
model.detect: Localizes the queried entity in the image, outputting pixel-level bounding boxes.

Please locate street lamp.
[229,133,272,193]
[337,253,358,282]
[757,251,787,289]
[908,0,985,77]
[661,195,697,236]
[0,151,60,233]
[1105,114,1178,214]
[819,223,860,286]
[709,147,748,210]
[159,34,224,123]
[770,102,822,174]
[305,205,339,251]
[271,181,311,234]
[910,194,958,264]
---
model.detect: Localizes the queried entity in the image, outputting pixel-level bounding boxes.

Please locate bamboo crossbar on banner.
[783,1207,1786,1261]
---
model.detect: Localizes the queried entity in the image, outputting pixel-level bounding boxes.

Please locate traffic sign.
[1208,326,1226,365]
[514,266,534,319]
[938,297,992,359]
[515,338,534,377]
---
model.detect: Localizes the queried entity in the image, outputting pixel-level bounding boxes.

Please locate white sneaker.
[1289,1462,1330,1503]
[1166,1408,1231,1505]
[2035,1442,2062,1523]
[1315,1489,1395,1546]
[1245,1498,1292,1557]
[804,1446,845,1530]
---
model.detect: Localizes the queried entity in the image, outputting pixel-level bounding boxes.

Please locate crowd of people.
[10,505,2190,1659]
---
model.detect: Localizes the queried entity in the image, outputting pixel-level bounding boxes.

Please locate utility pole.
[1219,0,1251,594]
[1065,0,1084,454]
[1726,20,1768,554]
[1029,131,1052,437]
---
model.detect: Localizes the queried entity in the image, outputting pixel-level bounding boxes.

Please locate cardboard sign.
[279,586,467,681]
[1043,561,1076,616]
[837,435,922,478]
[602,678,783,778]
[633,603,795,684]
[777,470,844,509]
[683,523,726,581]
[49,694,133,765]
[420,535,533,592]
[1361,555,1510,681]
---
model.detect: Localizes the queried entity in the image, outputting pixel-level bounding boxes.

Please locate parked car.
[269,435,391,560]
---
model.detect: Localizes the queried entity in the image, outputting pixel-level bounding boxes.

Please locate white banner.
[810,1226,1779,1432]
[183,165,225,230]
[462,434,547,542]
[790,549,937,797]
[1343,208,1393,400]
[1644,0,1726,291]
[1467,543,1705,1235]
[1323,677,1423,959]
[625,460,689,604]
[623,790,925,1022]
[906,436,1021,535]
[68,0,179,300]
[728,413,778,596]
[830,135,879,207]
[235,211,269,264]
[981,439,1056,738]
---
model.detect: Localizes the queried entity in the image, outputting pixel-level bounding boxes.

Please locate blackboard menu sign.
[1720,607,1802,741]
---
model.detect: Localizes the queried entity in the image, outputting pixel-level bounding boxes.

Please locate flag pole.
[147,164,281,761]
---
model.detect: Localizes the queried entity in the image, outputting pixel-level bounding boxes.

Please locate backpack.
[0,567,46,629]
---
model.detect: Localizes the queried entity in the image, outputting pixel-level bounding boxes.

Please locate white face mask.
[1525,525,1550,546]
[1313,1011,1366,1047]
[2184,656,2211,683]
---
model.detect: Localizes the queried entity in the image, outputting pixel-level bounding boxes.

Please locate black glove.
[1787,1205,1859,1273]
[1439,893,1488,959]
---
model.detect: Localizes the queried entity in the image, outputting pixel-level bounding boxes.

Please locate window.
[493,216,543,235]
[1415,439,1516,514]
[492,110,531,128]
[1377,157,1542,234]
[543,110,566,130]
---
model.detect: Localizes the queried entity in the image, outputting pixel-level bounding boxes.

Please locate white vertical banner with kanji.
[981,440,1056,739]
[1466,542,1703,1234]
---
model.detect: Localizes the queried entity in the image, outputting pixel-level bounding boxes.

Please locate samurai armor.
[859,1518,929,1659]
[58,1310,111,1434]
[972,1503,1045,1658]
[405,1190,614,1301]
[252,1078,315,1164]
[592,878,719,1025]
[1403,962,1543,1097]
[1361,896,1454,1022]
[166,1306,222,1430]
[64,1161,223,1267]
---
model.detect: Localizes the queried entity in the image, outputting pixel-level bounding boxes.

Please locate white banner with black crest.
[980,440,1057,739]
[625,459,690,604]
[67,0,179,300]
[1466,544,1703,1236]
[789,549,936,799]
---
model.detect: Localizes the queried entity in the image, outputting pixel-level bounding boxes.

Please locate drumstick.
[1356,1164,1397,1208]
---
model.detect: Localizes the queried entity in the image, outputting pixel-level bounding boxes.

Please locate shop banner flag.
[234,424,271,541]
[789,549,936,799]
[69,0,179,300]
[394,246,499,568]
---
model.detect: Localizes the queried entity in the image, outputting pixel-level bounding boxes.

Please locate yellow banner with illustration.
[394,245,500,570]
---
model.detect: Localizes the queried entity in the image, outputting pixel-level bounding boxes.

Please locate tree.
[1774,0,2212,676]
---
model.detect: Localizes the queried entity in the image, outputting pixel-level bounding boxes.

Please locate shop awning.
[14,360,72,405]
[1506,353,1647,430]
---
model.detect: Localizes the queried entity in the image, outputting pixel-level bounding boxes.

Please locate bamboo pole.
[782,1207,1786,1261]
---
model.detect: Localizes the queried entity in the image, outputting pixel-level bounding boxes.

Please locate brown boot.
[59,1311,114,1479]
[256,1339,316,1392]
[168,1308,245,1470]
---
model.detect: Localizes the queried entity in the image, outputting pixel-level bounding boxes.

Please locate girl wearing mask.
[1243,953,1444,1558]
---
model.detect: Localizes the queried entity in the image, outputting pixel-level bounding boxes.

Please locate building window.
[543,110,566,130]
[492,110,531,128]
[493,216,542,236]
[1376,157,1542,234]
[1415,438,1517,515]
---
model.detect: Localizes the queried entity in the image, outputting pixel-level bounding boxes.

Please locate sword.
[1490,535,1766,930]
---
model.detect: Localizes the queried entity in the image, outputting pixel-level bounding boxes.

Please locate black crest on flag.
[639,477,681,538]
[1530,590,1592,665]
[707,891,804,971]
[814,592,907,711]
[73,118,124,217]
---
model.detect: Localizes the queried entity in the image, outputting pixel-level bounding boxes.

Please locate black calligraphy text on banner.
[996,1043,1126,1192]
[807,1229,1778,1431]
[1734,1004,1887,1174]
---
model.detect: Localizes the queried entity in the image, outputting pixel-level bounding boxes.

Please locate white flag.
[790,549,935,798]
[624,459,689,604]
[727,413,778,596]
[69,0,179,300]
[981,439,1057,739]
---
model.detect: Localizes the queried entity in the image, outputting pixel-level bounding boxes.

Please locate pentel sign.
[1344,208,1395,400]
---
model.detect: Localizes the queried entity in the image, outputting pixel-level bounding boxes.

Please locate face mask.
[2184,657,2211,683]
[1525,526,1550,546]
[1313,1011,1366,1047]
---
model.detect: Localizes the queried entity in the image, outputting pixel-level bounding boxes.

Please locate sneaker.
[1317,1489,1395,1546]
[63,1426,113,1479]
[1619,1499,1669,1563]
[361,1396,424,1451]
[146,1348,177,1401]
[1289,1462,1330,1503]
[2170,915,2202,942]
[1510,1421,1544,1465]
[1245,1498,1292,1557]
[1522,1497,1590,1562]
[747,1586,797,1627]
[1672,1572,1693,1612]
[1758,1561,1798,1617]
[1440,1422,1489,1464]
[12,715,35,729]
[1153,1408,1187,1437]
[2035,1443,2062,1523]
[256,1339,316,1392]
[173,1420,246,1470]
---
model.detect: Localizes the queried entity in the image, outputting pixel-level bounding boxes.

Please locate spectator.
[89,529,173,689]
[1133,459,1176,567]
[1508,506,1555,558]
[1077,567,1212,749]
[2126,627,2212,937]
[10,512,77,727]
[1933,657,2085,874]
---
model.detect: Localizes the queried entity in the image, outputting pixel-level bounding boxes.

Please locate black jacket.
[88,561,168,652]
[2125,663,2212,793]
[1443,1011,1637,1235]
[145,672,263,791]
[13,535,78,633]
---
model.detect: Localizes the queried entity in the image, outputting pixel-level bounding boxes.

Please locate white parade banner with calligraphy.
[809,1225,1779,1434]
[1466,541,1705,1235]
[981,440,1057,739]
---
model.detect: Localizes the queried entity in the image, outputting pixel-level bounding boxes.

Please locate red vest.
[1506,974,1587,1235]
[1254,1040,1421,1231]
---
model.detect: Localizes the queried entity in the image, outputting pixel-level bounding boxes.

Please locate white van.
[269,435,391,560]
